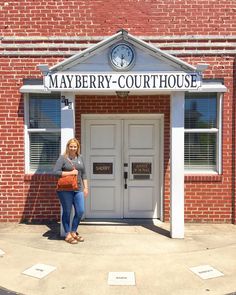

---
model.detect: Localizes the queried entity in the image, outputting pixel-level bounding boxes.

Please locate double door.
[84,116,162,219]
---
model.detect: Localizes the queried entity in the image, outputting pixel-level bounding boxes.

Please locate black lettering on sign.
[199,270,213,274]
[93,163,113,174]
[132,162,152,174]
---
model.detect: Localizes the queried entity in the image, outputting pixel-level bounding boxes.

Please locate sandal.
[72,232,84,242]
[65,236,78,244]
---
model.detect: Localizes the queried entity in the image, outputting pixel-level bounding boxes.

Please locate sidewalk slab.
[0,221,235,295]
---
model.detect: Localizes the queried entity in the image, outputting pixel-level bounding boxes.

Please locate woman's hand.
[71,169,78,175]
[84,187,89,197]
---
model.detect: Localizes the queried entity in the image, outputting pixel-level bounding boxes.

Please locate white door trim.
[81,113,164,221]
[81,114,164,120]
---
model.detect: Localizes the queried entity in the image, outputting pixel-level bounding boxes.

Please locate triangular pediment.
[22,31,227,94]
[49,29,196,73]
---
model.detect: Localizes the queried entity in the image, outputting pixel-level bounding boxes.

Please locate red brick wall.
[0,57,62,222]
[182,56,235,223]
[233,56,236,224]
[0,55,235,223]
[0,0,235,223]
[0,56,235,222]
[1,0,235,36]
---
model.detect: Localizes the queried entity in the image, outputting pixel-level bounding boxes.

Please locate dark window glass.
[185,93,217,129]
[29,93,61,129]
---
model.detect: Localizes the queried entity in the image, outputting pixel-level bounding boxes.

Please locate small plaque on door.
[93,163,113,174]
[132,162,152,174]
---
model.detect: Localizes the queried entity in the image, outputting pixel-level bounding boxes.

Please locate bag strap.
[65,157,75,169]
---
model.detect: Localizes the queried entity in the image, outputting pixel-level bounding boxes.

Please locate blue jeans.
[57,191,85,235]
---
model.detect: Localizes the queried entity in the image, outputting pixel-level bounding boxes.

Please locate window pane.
[30,132,61,172]
[185,133,216,170]
[185,93,217,129]
[29,93,61,128]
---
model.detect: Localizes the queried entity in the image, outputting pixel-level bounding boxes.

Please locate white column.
[61,92,75,149]
[170,92,185,238]
[60,92,75,237]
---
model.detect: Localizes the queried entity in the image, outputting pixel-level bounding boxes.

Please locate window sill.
[24,174,57,181]
[185,174,222,182]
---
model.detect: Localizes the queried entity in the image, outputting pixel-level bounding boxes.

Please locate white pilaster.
[60,92,75,237]
[170,92,185,238]
[61,92,75,149]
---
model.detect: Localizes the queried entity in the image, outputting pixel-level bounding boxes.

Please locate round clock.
[109,43,135,71]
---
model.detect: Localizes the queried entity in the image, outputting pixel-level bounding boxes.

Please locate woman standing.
[53,138,88,244]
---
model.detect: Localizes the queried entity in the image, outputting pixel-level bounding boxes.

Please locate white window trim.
[184,93,222,175]
[217,93,223,174]
[24,94,30,174]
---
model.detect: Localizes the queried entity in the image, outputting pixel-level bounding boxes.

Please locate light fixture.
[116,91,130,98]
[195,63,209,72]
[37,64,50,75]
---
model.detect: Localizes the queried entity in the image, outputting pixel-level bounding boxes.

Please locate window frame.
[24,93,61,174]
[184,92,222,174]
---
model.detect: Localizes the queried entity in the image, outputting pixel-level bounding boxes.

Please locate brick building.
[0,0,235,237]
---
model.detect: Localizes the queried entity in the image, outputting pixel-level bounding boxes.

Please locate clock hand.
[121,54,124,67]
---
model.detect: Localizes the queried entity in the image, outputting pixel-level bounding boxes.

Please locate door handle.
[124,171,128,189]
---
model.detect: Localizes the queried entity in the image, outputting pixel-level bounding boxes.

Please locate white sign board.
[22,263,56,279]
[190,265,224,280]
[44,72,201,91]
[108,272,136,286]
[0,248,5,256]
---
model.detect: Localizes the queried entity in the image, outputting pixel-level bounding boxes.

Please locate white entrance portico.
[21,29,214,238]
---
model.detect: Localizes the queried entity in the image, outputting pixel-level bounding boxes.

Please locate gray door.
[84,117,161,219]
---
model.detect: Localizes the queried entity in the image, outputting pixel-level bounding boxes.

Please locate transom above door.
[82,115,163,219]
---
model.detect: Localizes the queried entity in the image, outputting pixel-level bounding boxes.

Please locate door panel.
[124,120,159,218]
[90,124,116,149]
[128,124,155,149]
[128,187,154,211]
[90,187,115,211]
[85,120,122,218]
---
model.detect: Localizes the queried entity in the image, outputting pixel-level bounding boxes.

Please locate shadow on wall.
[21,120,61,223]
[22,173,60,223]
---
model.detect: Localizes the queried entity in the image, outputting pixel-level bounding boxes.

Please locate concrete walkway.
[0,220,236,295]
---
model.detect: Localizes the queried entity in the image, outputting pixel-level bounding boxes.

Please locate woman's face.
[68,142,78,155]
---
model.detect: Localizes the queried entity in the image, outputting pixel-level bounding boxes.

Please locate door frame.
[81,113,164,221]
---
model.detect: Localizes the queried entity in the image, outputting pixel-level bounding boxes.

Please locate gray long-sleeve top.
[53,155,87,191]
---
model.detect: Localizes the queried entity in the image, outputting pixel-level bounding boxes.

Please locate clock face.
[110,43,135,70]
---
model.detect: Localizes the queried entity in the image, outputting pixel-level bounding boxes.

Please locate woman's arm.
[79,155,88,196]
[53,156,64,177]
[83,179,89,197]
[53,155,77,177]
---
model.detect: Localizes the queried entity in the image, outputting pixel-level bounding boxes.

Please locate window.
[26,93,61,173]
[184,92,221,173]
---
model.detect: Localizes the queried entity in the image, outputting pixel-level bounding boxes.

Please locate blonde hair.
[63,138,80,158]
